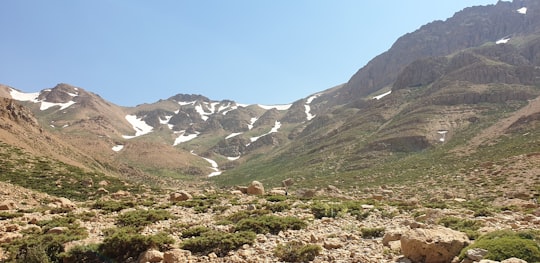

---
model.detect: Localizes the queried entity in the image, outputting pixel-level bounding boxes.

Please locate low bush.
[235,215,306,235]
[311,202,344,219]
[92,200,136,213]
[225,209,271,224]
[460,230,540,262]
[274,241,321,262]
[265,202,291,213]
[181,226,210,238]
[0,211,23,220]
[438,216,482,240]
[180,230,256,257]
[116,209,172,228]
[266,195,287,202]
[99,227,174,263]
[361,227,385,238]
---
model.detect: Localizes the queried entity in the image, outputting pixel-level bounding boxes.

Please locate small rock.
[47,227,68,234]
[323,238,343,249]
[97,187,109,195]
[466,248,488,261]
[230,190,243,195]
[501,258,528,263]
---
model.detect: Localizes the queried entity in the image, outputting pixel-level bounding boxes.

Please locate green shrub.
[59,244,103,263]
[99,227,174,263]
[266,195,287,202]
[4,216,88,263]
[311,202,343,219]
[265,202,291,213]
[361,227,385,238]
[0,211,23,220]
[225,209,271,223]
[274,241,321,262]
[460,230,540,262]
[235,215,306,235]
[92,200,135,213]
[180,230,255,257]
[438,216,482,240]
[116,209,172,228]
[176,195,220,213]
[181,226,210,238]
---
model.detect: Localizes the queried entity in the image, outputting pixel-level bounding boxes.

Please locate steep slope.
[325,0,540,106]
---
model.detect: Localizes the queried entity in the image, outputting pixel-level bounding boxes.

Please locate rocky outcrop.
[400,226,469,263]
[169,191,192,202]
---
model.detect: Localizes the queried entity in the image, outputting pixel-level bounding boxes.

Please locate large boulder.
[138,249,164,263]
[163,249,191,263]
[400,226,469,263]
[169,191,192,202]
[247,181,265,195]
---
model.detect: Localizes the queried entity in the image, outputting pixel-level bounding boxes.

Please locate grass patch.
[274,241,321,262]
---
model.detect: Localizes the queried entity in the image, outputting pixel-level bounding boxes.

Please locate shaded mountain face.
[1,0,540,189]
[326,0,540,106]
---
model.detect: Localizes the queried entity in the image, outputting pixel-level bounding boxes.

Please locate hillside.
[0,0,540,262]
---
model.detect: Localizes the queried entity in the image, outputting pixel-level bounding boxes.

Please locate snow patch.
[40,100,76,111]
[257,104,292,110]
[191,151,222,177]
[496,37,510,44]
[226,132,243,139]
[517,7,527,14]
[178,101,196,106]
[373,90,392,100]
[112,145,124,152]
[437,130,448,142]
[9,88,77,111]
[227,156,241,161]
[173,130,199,146]
[248,121,281,145]
[122,115,154,139]
[248,117,258,130]
[305,105,316,121]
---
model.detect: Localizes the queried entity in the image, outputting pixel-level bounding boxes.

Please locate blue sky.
[1,0,498,106]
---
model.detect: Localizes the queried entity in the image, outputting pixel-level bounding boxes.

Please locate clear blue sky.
[0,0,498,106]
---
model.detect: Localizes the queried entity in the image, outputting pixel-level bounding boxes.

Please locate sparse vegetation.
[460,230,540,262]
[274,241,321,262]
[180,230,256,257]
[438,216,482,240]
[361,227,385,238]
[235,215,307,234]
[116,209,173,228]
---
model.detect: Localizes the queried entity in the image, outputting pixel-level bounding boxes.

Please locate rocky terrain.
[0,0,540,262]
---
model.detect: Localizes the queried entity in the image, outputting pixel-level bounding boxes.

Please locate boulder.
[400,226,469,263]
[281,178,294,188]
[50,197,76,210]
[47,227,68,234]
[169,191,192,202]
[501,258,528,263]
[0,200,17,210]
[138,249,164,263]
[163,249,191,263]
[247,181,264,195]
[269,188,287,196]
[236,186,249,194]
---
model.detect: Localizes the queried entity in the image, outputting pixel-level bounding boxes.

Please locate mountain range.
[1,0,539,194]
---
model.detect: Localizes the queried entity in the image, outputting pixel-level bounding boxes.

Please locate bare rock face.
[163,249,191,263]
[0,200,17,211]
[400,226,469,263]
[247,181,265,195]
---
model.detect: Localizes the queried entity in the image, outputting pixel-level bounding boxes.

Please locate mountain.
[0,0,539,193]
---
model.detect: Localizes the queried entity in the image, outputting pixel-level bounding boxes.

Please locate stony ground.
[0,177,539,263]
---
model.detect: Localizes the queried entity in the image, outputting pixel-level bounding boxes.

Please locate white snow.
[173,130,200,146]
[305,105,316,121]
[9,89,39,102]
[517,7,527,14]
[122,115,154,139]
[112,145,124,152]
[304,94,321,121]
[373,90,392,100]
[178,101,196,106]
[437,130,448,142]
[191,151,222,177]
[227,156,241,161]
[194,104,210,121]
[248,117,258,130]
[226,132,243,139]
[257,104,292,110]
[159,115,173,124]
[39,100,76,111]
[249,121,281,144]
[496,37,511,44]
[9,88,77,111]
